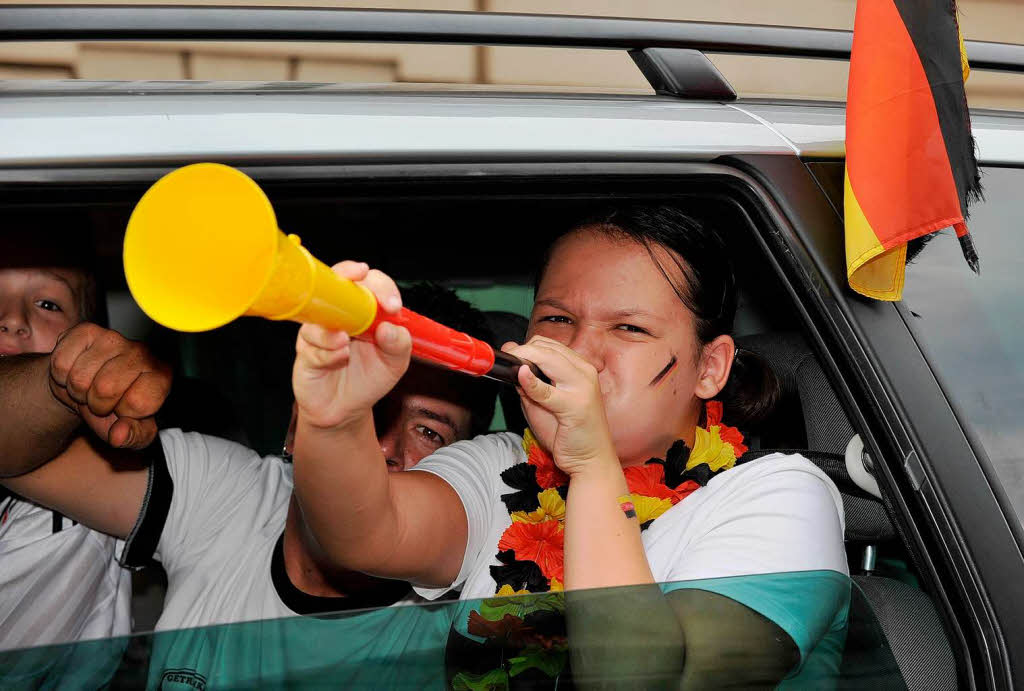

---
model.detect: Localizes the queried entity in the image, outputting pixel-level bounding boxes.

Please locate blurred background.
[1,0,1021,109]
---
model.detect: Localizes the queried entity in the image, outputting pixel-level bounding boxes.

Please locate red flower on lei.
[498,519,565,583]
[525,439,569,489]
[622,464,682,503]
[705,400,749,457]
[674,479,701,501]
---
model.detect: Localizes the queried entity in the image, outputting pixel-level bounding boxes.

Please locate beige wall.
[0,0,1021,109]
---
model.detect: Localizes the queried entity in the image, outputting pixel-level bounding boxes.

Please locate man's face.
[0,267,84,356]
[373,363,475,472]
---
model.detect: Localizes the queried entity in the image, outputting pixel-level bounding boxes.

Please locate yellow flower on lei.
[495,584,531,597]
[510,488,566,524]
[687,425,739,472]
[629,494,674,524]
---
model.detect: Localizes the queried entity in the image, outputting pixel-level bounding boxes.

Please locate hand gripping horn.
[123,163,542,385]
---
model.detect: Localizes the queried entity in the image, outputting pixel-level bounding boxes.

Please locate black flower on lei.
[490,549,550,593]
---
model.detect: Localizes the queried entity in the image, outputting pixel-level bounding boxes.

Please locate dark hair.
[1,211,100,323]
[536,204,779,427]
[401,282,498,437]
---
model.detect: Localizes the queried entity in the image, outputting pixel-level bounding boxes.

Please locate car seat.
[738,333,957,691]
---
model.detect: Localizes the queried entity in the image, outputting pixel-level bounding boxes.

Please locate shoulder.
[648,452,848,581]
[706,452,844,522]
[156,428,289,487]
[411,432,525,480]
[157,428,264,467]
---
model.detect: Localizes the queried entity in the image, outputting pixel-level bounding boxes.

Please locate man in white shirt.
[0,277,498,688]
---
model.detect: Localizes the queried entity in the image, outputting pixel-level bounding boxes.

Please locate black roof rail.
[2,5,1022,98]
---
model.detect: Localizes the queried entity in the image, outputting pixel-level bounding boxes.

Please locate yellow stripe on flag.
[844,166,908,301]
[958,27,970,82]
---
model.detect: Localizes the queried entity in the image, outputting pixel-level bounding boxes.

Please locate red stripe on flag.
[846,0,964,250]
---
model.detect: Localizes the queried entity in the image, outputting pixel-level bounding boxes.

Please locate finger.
[517,364,563,409]
[500,341,520,353]
[107,371,169,420]
[504,342,581,385]
[361,269,402,314]
[331,260,370,282]
[108,417,158,450]
[86,353,142,417]
[298,324,351,352]
[49,323,102,389]
[373,322,412,359]
[79,406,116,445]
[297,340,351,371]
[520,338,597,381]
[64,337,123,405]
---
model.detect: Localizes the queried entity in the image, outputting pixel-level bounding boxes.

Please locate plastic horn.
[123,163,543,385]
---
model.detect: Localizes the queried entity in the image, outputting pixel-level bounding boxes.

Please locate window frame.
[0,156,1004,687]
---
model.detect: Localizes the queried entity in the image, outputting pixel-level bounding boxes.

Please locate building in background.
[1,0,1021,109]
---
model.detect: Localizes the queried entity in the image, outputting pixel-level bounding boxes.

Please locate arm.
[290,262,467,587]
[0,323,171,538]
[0,353,79,477]
[565,586,798,690]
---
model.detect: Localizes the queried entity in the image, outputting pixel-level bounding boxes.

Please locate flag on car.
[844,0,981,301]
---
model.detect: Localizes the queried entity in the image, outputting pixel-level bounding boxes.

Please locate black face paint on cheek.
[649,355,679,387]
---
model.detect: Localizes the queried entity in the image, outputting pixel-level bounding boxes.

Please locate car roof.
[0,84,794,167]
[736,99,1024,164]
[3,84,1024,168]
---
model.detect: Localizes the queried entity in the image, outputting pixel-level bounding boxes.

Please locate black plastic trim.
[629,48,736,100]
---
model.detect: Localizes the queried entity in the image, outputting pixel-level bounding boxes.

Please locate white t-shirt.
[412,432,848,599]
[0,496,131,690]
[411,432,850,683]
[0,498,130,649]
[122,429,453,689]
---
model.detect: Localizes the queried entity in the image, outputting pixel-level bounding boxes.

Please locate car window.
[903,166,1024,526]
[0,576,901,689]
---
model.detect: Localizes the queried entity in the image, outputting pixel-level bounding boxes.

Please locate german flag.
[844,0,981,301]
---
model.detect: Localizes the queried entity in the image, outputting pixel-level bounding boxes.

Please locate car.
[2,5,1024,689]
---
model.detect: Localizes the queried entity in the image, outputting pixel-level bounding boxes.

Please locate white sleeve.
[408,432,523,600]
[121,429,276,572]
[666,455,848,583]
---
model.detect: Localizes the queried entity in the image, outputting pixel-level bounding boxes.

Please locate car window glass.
[903,166,1024,526]
[0,576,904,689]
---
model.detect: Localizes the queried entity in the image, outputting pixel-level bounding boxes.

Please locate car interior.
[1,171,958,688]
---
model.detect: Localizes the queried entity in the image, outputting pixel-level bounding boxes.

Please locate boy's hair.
[1,212,100,322]
[400,282,499,437]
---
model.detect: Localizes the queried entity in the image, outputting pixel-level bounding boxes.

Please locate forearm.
[291,412,400,573]
[0,353,80,477]
[563,461,653,590]
[563,461,685,689]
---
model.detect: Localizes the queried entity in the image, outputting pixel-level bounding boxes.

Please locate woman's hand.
[292,261,409,431]
[502,336,617,477]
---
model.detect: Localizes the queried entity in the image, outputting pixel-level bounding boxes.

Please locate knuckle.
[50,354,71,380]
[123,387,151,414]
[92,375,121,400]
[67,369,93,394]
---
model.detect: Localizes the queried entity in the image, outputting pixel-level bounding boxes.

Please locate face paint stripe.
[649,355,678,387]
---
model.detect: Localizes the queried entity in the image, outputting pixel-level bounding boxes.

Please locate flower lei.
[450,401,748,690]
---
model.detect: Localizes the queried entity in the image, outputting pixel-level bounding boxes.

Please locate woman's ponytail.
[716,348,780,428]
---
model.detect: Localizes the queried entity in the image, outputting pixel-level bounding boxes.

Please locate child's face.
[0,267,84,355]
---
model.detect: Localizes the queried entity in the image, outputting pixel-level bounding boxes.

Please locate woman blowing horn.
[292,205,849,689]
